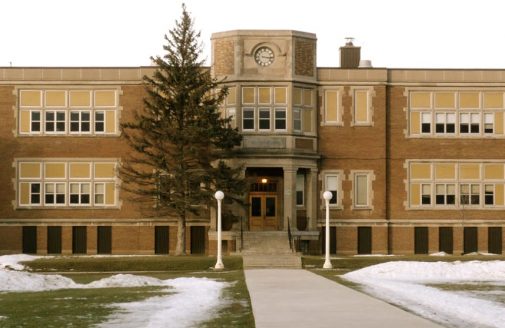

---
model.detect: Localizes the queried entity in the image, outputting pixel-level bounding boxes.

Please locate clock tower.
[210,30,320,238]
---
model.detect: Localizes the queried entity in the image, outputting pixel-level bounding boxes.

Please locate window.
[31,111,41,132]
[70,183,90,205]
[18,89,118,136]
[353,89,371,125]
[242,108,255,130]
[324,174,340,206]
[45,111,66,133]
[421,184,431,205]
[485,184,494,205]
[239,86,289,133]
[324,89,341,125]
[296,174,304,206]
[435,184,456,205]
[484,113,494,134]
[95,111,105,132]
[409,90,505,138]
[274,108,286,130]
[421,112,431,133]
[258,108,270,130]
[70,111,91,133]
[354,173,371,208]
[94,183,105,204]
[45,183,65,205]
[460,183,480,205]
[18,160,117,208]
[30,183,41,205]
[435,113,455,134]
[293,108,301,132]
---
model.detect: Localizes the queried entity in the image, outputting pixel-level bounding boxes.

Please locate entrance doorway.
[249,193,278,230]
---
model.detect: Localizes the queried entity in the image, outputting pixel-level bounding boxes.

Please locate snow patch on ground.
[343,261,505,328]
[98,278,226,328]
[0,255,227,328]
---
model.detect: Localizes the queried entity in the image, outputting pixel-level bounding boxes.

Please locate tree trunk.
[175,217,186,255]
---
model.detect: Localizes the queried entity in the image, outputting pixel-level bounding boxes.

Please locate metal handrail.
[287,217,293,251]
[240,216,244,252]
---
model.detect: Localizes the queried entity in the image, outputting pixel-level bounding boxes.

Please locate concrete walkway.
[244,269,444,328]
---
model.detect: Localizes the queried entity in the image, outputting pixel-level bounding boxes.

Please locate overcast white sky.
[1,0,505,68]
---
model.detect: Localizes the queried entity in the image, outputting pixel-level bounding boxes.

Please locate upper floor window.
[240,86,287,133]
[293,87,314,134]
[18,89,119,136]
[352,89,373,126]
[409,90,505,138]
[322,89,343,126]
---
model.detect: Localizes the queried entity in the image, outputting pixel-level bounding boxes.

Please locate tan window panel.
[69,162,91,178]
[105,111,116,133]
[293,88,302,106]
[459,164,480,180]
[355,90,368,122]
[45,163,66,179]
[19,110,31,133]
[496,184,504,206]
[303,109,312,133]
[484,164,504,180]
[410,112,420,134]
[435,163,456,179]
[483,92,503,109]
[45,90,66,107]
[19,162,41,178]
[459,92,480,109]
[226,87,236,105]
[242,87,255,104]
[258,87,271,104]
[105,183,115,205]
[20,90,42,107]
[95,163,115,178]
[410,184,420,206]
[274,87,286,104]
[303,89,312,107]
[95,90,116,107]
[410,163,431,179]
[19,183,30,205]
[325,90,338,122]
[410,92,431,108]
[69,91,91,107]
[434,92,455,109]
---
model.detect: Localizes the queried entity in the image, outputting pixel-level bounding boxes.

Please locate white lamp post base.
[214,260,224,270]
[323,259,333,269]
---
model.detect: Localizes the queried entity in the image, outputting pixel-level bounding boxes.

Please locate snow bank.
[98,278,226,328]
[0,255,227,328]
[343,261,505,328]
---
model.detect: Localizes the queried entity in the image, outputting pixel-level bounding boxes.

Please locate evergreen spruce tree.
[120,5,244,255]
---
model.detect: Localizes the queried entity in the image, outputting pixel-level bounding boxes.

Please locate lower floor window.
[70,183,91,205]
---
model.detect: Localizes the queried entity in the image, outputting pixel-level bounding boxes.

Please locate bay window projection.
[18,89,119,136]
[408,161,505,208]
[409,90,505,138]
[240,86,287,132]
[293,87,314,133]
[17,160,117,208]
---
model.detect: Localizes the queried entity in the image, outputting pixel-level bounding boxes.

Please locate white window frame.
[30,110,42,133]
[258,107,271,131]
[323,89,342,126]
[323,171,343,208]
[351,171,373,209]
[69,182,91,206]
[242,107,255,131]
[45,110,66,134]
[274,107,287,131]
[293,108,302,132]
[44,182,66,206]
[70,110,92,134]
[352,88,373,126]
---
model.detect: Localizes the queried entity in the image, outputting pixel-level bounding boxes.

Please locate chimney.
[340,37,361,68]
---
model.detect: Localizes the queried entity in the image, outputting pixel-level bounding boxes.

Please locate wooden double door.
[249,192,278,230]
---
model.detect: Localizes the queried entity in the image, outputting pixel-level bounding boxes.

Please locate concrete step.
[243,254,302,269]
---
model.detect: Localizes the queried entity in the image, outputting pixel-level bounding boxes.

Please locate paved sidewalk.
[244,269,443,328]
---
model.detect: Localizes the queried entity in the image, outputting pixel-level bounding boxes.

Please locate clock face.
[254,47,274,66]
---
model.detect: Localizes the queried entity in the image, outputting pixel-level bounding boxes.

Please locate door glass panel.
[265,197,276,217]
[251,197,262,216]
